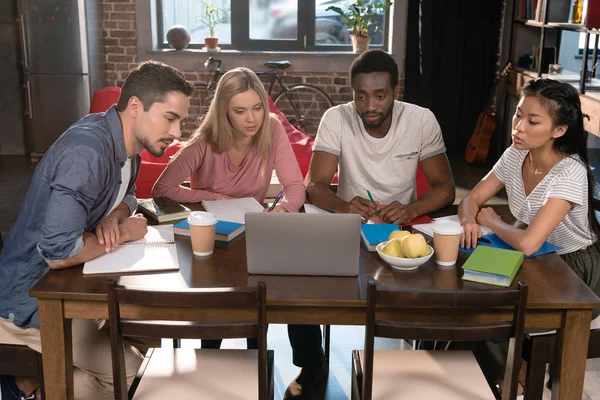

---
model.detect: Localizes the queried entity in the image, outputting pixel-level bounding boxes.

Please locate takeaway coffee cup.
[188,211,218,256]
[432,221,464,266]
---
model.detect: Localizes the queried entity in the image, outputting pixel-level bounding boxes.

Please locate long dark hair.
[522,78,600,241]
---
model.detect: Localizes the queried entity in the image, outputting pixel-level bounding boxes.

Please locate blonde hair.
[185,67,272,175]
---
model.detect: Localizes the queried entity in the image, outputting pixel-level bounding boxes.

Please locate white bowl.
[376,241,434,271]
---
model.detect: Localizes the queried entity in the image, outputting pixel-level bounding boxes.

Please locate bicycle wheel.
[273,84,333,139]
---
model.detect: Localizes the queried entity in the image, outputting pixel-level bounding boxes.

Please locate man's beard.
[359,104,394,129]
[134,128,172,157]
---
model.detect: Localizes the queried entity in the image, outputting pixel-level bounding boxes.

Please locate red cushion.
[136,141,185,198]
[415,162,430,200]
[266,97,340,182]
[135,161,169,199]
[90,87,121,114]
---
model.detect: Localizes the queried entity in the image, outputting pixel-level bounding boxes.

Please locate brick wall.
[101,0,404,138]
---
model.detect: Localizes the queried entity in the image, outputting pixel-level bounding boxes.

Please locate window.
[156,0,390,51]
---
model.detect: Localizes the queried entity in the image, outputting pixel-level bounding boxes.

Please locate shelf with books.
[510,0,600,92]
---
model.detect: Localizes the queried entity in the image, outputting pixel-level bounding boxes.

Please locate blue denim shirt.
[0,105,140,328]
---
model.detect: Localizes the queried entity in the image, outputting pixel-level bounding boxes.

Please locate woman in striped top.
[459,78,599,284]
[458,78,600,390]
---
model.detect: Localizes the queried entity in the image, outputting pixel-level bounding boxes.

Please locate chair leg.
[35,351,45,399]
[351,350,362,400]
[323,325,331,366]
[523,336,552,400]
[267,350,275,400]
[128,348,154,399]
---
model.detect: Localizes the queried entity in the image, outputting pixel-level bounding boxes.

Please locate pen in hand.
[267,190,285,212]
[366,190,380,214]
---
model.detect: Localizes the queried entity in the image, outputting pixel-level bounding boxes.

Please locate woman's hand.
[476,207,501,228]
[460,216,482,249]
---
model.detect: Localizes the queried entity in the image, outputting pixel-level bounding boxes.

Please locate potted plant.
[326,0,392,54]
[197,1,228,50]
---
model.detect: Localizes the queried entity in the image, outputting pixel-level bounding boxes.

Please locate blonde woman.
[153,67,305,212]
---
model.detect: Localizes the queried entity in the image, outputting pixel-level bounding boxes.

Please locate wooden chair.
[0,232,45,397]
[521,197,600,399]
[352,280,528,400]
[107,280,273,400]
[521,325,600,399]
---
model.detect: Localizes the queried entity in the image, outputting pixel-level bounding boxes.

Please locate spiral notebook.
[83,225,180,275]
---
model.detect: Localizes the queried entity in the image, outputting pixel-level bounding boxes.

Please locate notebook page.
[83,226,179,275]
[304,204,330,214]
[126,225,175,245]
[412,215,493,237]
[201,197,264,224]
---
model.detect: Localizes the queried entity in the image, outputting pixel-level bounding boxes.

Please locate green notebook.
[461,246,524,287]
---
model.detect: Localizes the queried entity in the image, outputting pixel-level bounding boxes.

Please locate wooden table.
[30,206,600,400]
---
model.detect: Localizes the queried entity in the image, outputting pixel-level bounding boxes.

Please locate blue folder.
[360,224,400,252]
[459,233,561,258]
[173,219,245,243]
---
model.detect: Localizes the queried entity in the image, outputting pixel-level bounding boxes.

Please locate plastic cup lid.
[432,220,464,235]
[188,211,218,226]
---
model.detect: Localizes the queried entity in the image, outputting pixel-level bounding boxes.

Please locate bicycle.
[194,57,334,138]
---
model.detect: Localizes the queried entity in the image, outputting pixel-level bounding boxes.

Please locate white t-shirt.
[313,101,446,204]
[107,158,132,215]
[492,146,596,254]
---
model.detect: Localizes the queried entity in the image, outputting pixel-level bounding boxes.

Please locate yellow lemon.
[382,238,405,258]
[388,230,410,242]
[400,233,429,258]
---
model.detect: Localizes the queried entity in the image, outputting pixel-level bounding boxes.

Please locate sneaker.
[0,376,36,400]
[283,361,329,400]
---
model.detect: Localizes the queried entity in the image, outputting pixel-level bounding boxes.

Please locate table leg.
[551,309,591,400]
[38,298,74,400]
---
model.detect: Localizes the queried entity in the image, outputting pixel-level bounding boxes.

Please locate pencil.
[366,190,380,214]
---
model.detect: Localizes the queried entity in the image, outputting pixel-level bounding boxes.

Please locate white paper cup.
[188,211,218,256]
[432,221,464,266]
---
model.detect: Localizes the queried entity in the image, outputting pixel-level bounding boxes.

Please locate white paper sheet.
[201,197,264,224]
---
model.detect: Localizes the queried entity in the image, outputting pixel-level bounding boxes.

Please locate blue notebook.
[360,224,400,252]
[173,219,245,243]
[459,233,561,258]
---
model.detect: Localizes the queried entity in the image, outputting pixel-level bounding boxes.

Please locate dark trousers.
[201,324,324,368]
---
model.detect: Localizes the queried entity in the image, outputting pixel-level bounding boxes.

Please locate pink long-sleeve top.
[152,118,306,212]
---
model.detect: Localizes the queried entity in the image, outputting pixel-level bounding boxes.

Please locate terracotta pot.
[350,35,371,54]
[204,37,219,49]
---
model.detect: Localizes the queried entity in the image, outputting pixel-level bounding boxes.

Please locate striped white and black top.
[492,146,596,255]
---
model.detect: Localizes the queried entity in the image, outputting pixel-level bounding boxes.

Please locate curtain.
[404,0,504,159]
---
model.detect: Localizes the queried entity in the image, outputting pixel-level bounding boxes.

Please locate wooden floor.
[1,154,599,399]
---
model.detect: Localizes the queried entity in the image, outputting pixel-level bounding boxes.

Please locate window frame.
[155,0,390,52]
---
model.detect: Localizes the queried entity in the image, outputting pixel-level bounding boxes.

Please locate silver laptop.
[245,212,361,276]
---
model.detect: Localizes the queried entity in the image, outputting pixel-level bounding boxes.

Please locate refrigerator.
[17,0,104,157]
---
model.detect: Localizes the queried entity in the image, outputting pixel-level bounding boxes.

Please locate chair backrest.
[90,87,121,114]
[361,280,528,400]
[107,280,268,400]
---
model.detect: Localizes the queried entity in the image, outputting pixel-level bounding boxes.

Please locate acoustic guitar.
[464,61,512,164]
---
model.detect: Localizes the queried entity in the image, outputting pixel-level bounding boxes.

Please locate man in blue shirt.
[0,61,193,399]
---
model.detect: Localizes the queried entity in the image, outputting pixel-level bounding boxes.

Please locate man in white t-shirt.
[307,50,455,224]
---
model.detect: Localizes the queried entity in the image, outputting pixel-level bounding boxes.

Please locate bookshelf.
[501,0,600,205]
[504,0,600,137]
[508,0,600,92]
